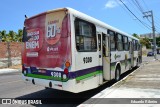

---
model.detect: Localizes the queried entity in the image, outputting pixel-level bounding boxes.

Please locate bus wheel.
[45,87,50,89]
[115,66,120,81]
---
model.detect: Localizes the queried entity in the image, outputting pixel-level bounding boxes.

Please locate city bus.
[22,7,142,93]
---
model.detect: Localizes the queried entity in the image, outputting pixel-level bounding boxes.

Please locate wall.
[0,42,22,68]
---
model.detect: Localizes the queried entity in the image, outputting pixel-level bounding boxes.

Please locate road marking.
[0,80,22,86]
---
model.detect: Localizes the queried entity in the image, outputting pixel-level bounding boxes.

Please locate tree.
[156,37,160,47]
[8,30,15,42]
[140,37,151,49]
[132,33,140,39]
[1,30,8,42]
[0,29,23,42]
[16,29,23,42]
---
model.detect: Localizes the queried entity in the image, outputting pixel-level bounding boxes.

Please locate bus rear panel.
[22,9,72,90]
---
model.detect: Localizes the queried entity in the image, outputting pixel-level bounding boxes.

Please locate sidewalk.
[0,63,21,75]
[78,60,160,107]
[0,68,21,74]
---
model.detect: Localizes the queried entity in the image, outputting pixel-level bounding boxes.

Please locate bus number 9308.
[83,57,92,64]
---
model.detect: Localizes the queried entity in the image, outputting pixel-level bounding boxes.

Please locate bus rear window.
[75,18,97,52]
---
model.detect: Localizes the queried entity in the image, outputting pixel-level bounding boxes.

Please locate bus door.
[102,33,110,80]
[98,33,102,84]
[130,41,134,68]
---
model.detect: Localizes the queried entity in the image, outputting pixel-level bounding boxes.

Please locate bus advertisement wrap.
[22,10,71,82]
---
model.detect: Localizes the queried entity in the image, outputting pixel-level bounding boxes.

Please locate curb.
[110,60,153,89]
[0,69,21,75]
[79,61,152,104]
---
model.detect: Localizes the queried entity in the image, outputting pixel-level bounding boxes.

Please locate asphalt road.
[0,71,118,107]
[142,54,160,63]
[0,55,159,107]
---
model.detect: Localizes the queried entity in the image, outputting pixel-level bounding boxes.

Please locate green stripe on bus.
[26,74,68,82]
[76,70,102,81]
[26,70,102,82]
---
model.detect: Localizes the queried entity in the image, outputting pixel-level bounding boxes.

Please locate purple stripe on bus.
[28,66,103,79]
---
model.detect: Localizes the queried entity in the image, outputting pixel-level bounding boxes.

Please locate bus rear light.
[58,84,62,87]
[54,84,62,87]
[64,68,68,74]
[63,74,67,79]
[65,61,70,68]
[24,70,27,75]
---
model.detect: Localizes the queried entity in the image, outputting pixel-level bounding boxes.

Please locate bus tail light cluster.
[64,68,69,74]
[63,61,70,79]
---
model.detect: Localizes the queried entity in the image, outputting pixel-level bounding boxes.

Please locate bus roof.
[25,8,68,20]
[26,7,139,41]
[66,7,139,41]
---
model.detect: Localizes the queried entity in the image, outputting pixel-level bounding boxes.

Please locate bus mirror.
[22,27,27,42]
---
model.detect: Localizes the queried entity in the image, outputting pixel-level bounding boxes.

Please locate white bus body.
[22,8,142,93]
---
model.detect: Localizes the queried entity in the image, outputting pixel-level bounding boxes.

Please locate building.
[140,33,160,39]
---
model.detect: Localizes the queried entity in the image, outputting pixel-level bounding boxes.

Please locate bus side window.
[117,33,123,51]
[136,40,138,51]
[133,40,135,51]
[98,34,101,51]
[129,41,132,53]
[75,18,97,52]
[102,33,106,57]
[123,36,129,51]
[133,40,137,51]
[108,30,116,51]
[131,41,133,54]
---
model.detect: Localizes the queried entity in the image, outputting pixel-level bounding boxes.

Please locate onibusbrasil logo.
[1,99,42,105]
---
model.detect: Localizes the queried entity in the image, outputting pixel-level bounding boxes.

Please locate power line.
[141,0,150,11]
[134,0,144,13]
[130,0,143,14]
[119,0,152,30]
[154,16,160,26]
[116,0,134,19]
[130,0,154,30]
[116,0,150,32]
[138,0,160,33]
[155,16,160,23]
[128,0,152,28]
[127,0,142,16]
[129,0,160,33]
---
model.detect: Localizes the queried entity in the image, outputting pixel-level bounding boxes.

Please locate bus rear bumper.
[22,75,63,90]
[22,73,101,93]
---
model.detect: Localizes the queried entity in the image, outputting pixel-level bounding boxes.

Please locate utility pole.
[143,10,157,59]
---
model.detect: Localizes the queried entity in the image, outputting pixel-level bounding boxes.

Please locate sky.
[0,0,160,35]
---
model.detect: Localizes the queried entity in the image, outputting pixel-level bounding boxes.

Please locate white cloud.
[105,0,118,8]
[105,0,126,9]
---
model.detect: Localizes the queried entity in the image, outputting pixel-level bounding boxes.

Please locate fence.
[0,42,22,68]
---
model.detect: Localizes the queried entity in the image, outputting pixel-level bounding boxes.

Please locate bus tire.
[45,87,50,89]
[115,65,120,81]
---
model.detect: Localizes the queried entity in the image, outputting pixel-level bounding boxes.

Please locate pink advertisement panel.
[22,10,71,70]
